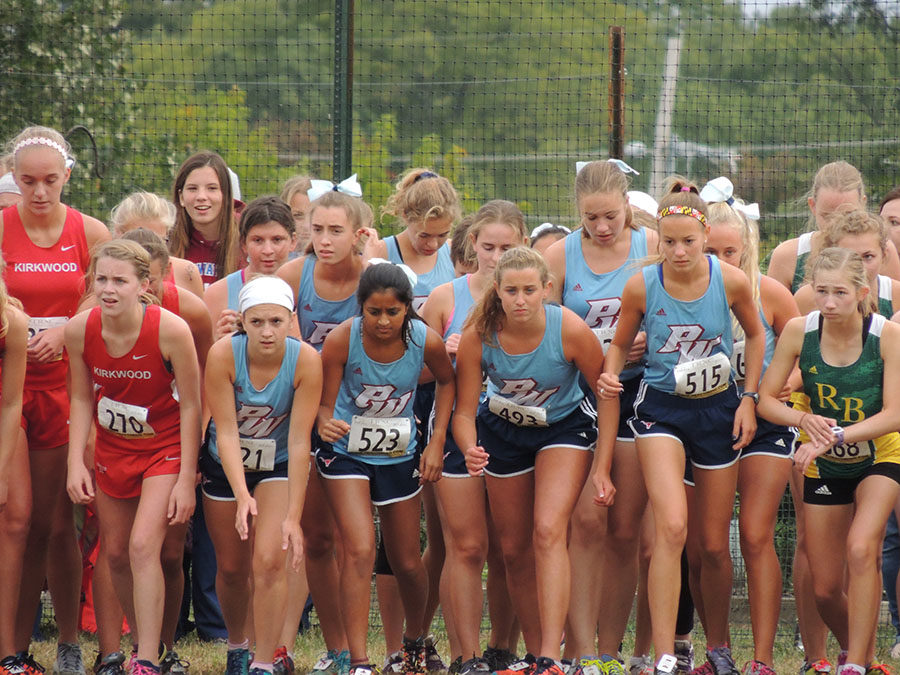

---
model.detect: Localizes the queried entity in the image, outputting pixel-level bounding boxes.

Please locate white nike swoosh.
[132,354,148,360]
[61,244,76,251]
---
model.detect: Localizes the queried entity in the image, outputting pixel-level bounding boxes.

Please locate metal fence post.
[333,0,354,181]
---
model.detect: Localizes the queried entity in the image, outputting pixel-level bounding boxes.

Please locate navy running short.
[199,447,287,501]
[316,442,422,506]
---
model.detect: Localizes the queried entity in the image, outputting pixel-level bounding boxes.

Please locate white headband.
[699,177,760,220]
[13,137,68,161]
[530,222,571,239]
[367,258,418,292]
[575,158,640,176]
[0,173,21,196]
[238,276,295,314]
[308,174,363,202]
[627,191,658,217]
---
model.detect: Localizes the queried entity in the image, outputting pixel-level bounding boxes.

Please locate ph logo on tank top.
[355,384,413,417]
[497,378,560,407]
[583,298,621,329]
[657,325,722,363]
[236,404,288,438]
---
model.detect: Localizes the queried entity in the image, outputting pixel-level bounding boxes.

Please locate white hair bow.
[367,258,418,292]
[699,177,760,220]
[575,158,640,176]
[307,174,363,202]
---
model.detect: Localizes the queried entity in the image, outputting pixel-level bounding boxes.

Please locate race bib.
[731,340,746,382]
[240,438,276,472]
[97,396,154,438]
[488,395,548,427]
[28,316,67,361]
[347,416,411,457]
[592,326,615,356]
[673,352,731,398]
[824,440,873,462]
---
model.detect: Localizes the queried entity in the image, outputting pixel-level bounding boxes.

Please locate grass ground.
[28,623,900,675]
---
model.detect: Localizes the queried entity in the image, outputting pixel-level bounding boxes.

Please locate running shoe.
[401,637,427,675]
[702,648,739,675]
[19,653,46,675]
[690,664,714,675]
[533,659,567,675]
[628,657,652,675]
[224,649,250,675]
[383,652,404,674]
[312,651,343,675]
[131,662,160,675]
[448,659,463,675]
[424,637,446,673]
[674,643,694,673]
[158,650,188,675]
[272,646,295,675]
[348,666,379,675]
[483,650,518,674]
[742,662,776,675]
[337,652,352,675]
[865,664,893,675]
[0,655,32,675]
[837,655,848,670]
[93,654,126,675]
[458,659,490,675]
[53,644,85,675]
[493,654,537,675]
[800,661,832,675]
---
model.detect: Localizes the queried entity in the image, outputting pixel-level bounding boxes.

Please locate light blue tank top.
[732,305,776,389]
[562,227,648,380]
[207,334,301,467]
[385,236,455,313]
[482,304,585,423]
[296,256,359,352]
[332,317,427,464]
[642,255,734,394]
[225,269,245,311]
[443,275,475,340]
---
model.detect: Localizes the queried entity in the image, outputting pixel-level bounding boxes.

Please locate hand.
[798,412,837,449]
[28,325,66,363]
[444,333,461,357]
[592,470,616,507]
[626,331,648,364]
[597,373,623,400]
[281,518,305,571]
[215,309,241,341]
[731,398,758,450]
[464,445,489,477]
[794,440,830,474]
[235,493,257,540]
[418,441,444,484]
[359,227,381,262]
[67,462,95,505]
[317,417,350,443]
[167,477,196,525]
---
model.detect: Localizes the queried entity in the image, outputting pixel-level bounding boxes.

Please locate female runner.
[700,177,799,675]
[316,262,455,675]
[168,151,239,287]
[202,275,321,675]
[758,247,900,675]
[66,240,201,675]
[455,246,605,675]
[767,161,900,293]
[881,187,900,256]
[544,159,657,666]
[278,187,374,675]
[1,125,111,675]
[0,277,31,674]
[110,192,204,297]
[596,178,764,675]
[420,200,528,672]
[206,196,297,341]
[280,175,314,255]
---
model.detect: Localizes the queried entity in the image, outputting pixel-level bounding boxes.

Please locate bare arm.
[419,326,456,483]
[317,321,352,442]
[765,237,799,291]
[0,308,27,509]
[64,312,96,504]
[451,328,486,474]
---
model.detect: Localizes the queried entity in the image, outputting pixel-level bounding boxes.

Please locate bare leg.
[0,431,30,657]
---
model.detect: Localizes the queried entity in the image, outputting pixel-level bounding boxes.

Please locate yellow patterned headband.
[657,205,708,227]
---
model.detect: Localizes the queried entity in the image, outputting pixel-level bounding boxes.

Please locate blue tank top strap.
[443,275,475,339]
[225,269,244,312]
[384,236,403,264]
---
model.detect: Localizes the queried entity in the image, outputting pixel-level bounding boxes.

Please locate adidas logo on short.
[578,431,588,438]
[814,484,832,496]
[775,438,786,447]
[412,468,421,478]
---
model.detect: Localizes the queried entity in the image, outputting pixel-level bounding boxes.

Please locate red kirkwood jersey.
[83,304,181,454]
[2,205,90,389]
[161,280,180,313]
